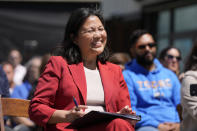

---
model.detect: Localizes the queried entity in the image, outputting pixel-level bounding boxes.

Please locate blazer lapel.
[98,62,114,106]
[68,63,87,105]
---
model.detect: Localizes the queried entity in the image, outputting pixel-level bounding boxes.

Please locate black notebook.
[66,111,141,129]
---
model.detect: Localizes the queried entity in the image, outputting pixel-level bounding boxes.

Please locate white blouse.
[84,66,105,113]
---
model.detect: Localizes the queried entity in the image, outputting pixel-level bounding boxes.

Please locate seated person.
[181,41,197,131]
[159,46,184,81]
[109,52,131,70]
[123,29,181,131]
[2,61,15,95]
[28,8,136,131]
[10,56,42,131]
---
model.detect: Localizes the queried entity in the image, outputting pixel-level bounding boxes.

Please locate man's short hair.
[129,29,150,48]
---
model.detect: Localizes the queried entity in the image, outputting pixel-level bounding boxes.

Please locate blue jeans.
[136,126,158,131]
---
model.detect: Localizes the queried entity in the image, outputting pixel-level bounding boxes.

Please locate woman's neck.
[83,56,97,70]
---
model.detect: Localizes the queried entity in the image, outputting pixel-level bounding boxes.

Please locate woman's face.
[74,15,107,59]
[164,48,181,73]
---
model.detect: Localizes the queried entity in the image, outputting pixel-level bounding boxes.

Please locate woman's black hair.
[184,41,197,71]
[52,8,109,64]
[159,46,182,61]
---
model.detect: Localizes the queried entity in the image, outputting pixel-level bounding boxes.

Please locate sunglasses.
[166,54,181,61]
[137,43,157,49]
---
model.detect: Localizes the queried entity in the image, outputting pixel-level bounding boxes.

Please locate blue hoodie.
[123,59,180,129]
[11,81,32,99]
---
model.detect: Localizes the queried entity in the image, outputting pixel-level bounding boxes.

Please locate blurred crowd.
[0,48,50,131]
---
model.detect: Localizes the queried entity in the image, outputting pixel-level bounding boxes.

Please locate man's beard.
[136,51,156,67]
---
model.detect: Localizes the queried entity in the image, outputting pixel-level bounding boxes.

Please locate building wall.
[102,0,141,19]
[102,0,170,19]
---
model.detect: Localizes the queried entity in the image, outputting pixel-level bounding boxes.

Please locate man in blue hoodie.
[123,29,180,131]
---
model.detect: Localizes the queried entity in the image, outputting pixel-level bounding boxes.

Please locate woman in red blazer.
[29,8,135,131]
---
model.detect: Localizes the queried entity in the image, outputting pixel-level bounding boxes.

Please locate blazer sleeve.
[29,56,62,126]
[181,75,197,120]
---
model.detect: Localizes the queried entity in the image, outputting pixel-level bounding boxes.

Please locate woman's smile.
[91,41,103,48]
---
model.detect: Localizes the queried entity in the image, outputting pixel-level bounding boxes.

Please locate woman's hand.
[117,105,137,125]
[117,105,133,114]
[48,105,88,124]
[66,105,88,123]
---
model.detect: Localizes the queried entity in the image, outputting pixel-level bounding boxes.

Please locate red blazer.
[29,56,131,131]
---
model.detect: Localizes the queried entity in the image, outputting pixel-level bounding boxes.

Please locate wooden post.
[0,95,5,131]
